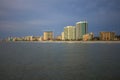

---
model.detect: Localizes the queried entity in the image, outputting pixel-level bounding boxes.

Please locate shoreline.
[38,41,120,43]
[2,41,120,43]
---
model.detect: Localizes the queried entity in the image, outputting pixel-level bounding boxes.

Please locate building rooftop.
[44,31,53,32]
[76,21,87,24]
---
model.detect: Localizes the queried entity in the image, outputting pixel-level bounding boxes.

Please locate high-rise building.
[100,32,115,41]
[64,26,76,40]
[76,21,88,40]
[43,31,53,41]
[64,27,68,40]
[61,32,64,40]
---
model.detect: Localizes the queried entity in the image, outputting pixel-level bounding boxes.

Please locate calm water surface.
[0,42,120,80]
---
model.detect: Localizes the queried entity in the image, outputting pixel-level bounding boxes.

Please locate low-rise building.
[32,36,42,41]
[100,32,115,41]
[83,32,94,41]
[24,36,33,41]
[56,35,62,40]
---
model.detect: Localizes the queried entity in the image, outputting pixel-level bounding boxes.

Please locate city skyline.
[4,20,119,41]
[0,20,120,40]
[0,0,120,39]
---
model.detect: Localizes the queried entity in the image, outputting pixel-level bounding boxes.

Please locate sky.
[0,0,120,38]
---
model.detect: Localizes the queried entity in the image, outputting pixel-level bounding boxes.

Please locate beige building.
[83,32,94,41]
[43,31,53,41]
[100,32,115,41]
[61,32,64,40]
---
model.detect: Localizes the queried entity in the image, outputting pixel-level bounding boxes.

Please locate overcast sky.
[0,0,120,38]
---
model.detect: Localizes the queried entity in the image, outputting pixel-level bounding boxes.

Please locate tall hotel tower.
[64,26,76,40]
[76,21,88,40]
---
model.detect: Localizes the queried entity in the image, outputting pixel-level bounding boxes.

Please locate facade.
[15,37,23,41]
[64,26,76,40]
[76,21,88,40]
[100,32,115,41]
[61,32,64,40]
[24,36,33,41]
[83,32,94,41]
[64,27,68,40]
[56,35,62,40]
[43,31,53,41]
[32,36,41,41]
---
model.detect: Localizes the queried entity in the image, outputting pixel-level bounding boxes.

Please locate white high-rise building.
[61,32,64,40]
[64,26,76,40]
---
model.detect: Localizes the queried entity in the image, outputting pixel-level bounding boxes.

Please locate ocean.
[0,42,120,80]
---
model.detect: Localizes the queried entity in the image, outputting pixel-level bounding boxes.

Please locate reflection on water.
[0,42,120,80]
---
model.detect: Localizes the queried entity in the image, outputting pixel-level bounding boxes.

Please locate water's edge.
[3,41,120,43]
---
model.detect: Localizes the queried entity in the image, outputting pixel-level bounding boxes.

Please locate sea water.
[0,42,120,80]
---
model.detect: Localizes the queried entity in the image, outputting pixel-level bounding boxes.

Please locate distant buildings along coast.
[4,20,120,42]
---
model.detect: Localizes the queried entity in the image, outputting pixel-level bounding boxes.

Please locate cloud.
[0,21,26,31]
[0,0,120,38]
